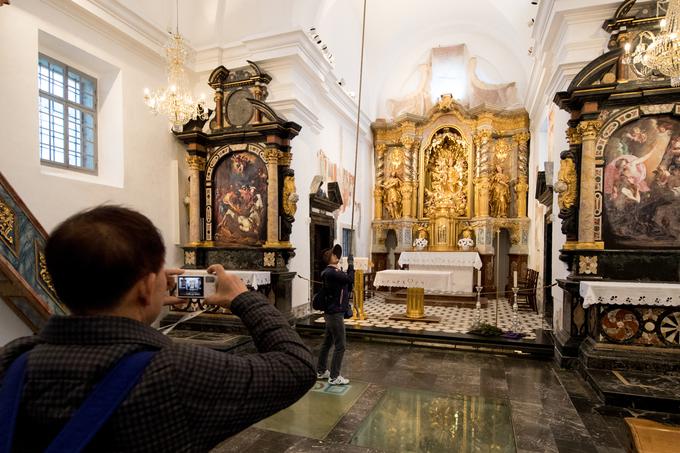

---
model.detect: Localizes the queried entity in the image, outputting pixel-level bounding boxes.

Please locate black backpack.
[312,270,331,311]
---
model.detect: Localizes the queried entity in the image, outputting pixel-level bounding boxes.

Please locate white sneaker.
[317,370,330,379]
[328,375,349,385]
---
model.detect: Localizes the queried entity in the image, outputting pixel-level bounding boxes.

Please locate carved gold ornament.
[566,128,582,146]
[577,120,603,140]
[184,250,197,266]
[38,250,57,296]
[579,256,598,275]
[555,158,577,210]
[0,200,16,247]
[282,175,298,217]
[494,139,510,162]
[263,252,276,267]
[186,155,206,171]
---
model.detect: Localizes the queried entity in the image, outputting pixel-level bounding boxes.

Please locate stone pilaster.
[576,120,602,246]
[186,155,206,242]
[264,147,280,247]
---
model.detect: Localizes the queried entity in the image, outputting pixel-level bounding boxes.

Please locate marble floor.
[212,336,680,453]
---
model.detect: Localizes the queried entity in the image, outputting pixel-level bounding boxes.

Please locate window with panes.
[38,54,97,172]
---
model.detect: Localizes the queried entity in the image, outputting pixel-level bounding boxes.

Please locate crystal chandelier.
[144,1,207,132]
[634,0,680,86]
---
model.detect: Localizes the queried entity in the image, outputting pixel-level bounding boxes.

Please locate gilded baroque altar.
[371,95,530,289]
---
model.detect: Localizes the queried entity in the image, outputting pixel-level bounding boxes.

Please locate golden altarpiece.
[371,95,530,290]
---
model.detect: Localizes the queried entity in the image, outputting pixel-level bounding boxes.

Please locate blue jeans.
[316,313,346,379]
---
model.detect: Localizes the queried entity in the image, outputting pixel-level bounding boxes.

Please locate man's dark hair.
[45,205,165,313]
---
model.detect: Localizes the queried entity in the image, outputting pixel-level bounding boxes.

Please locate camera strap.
[0,350,157,453]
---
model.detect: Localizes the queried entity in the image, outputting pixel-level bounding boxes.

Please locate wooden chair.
[516,269,538,312]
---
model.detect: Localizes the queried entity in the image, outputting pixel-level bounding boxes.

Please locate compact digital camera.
[174,270,217,299]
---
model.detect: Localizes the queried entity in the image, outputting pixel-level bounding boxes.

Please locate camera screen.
[177,276,204,297]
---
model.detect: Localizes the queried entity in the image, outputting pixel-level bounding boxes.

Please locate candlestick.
[472,285,483,329]
[510,286,522,333]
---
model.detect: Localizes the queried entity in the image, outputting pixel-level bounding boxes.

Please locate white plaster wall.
[0,300,33,346]
[0,1,184,339]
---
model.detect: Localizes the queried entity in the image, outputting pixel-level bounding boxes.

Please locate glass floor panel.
[255,379,369,440]
[351,387,516,453]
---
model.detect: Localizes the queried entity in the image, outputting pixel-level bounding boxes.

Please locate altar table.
[397,251,482,293]
[339,256,371,272]
[373,270,453,292]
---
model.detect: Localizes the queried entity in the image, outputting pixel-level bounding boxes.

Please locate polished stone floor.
[213,336,680,453]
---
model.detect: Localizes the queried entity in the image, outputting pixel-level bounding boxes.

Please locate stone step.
[584,368,680,414]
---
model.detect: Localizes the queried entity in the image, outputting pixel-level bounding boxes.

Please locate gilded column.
[513,132,530,218]
[402,183,413,218]
[576,120,603,246]
[264,147,280,247]
[474,129,492,218]
[186,155,206,242]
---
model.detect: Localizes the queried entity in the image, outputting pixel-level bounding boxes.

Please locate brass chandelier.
[144,0,207,131]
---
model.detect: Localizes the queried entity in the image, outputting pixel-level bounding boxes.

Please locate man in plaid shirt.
[0,206,316,452]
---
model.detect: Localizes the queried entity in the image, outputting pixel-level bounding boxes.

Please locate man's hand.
[163,268,185,306]
[204,264,248,308]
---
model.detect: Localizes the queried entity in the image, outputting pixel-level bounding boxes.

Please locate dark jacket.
[0,291,316,452]
[321,265,353,315]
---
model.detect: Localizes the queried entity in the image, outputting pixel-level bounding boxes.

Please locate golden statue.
[424,129,468,217]
[490,165,510,217]
[382,170,403,219]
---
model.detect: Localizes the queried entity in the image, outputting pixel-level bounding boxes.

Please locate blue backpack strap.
[0,350,156,453]
[0,351,30,453]
[44,350,156,453]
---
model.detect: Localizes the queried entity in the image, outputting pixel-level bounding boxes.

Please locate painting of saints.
[603,116,680,248]
[212,151,268,245]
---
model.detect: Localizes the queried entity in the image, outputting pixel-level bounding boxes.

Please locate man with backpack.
[315,244,353,385]
[0,205,316,452]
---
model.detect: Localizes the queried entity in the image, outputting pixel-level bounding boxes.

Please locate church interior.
[3,0,680,451]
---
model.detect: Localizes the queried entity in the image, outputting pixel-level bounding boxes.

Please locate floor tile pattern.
[313,293,548,339]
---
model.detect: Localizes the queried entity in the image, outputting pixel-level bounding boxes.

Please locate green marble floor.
[351,387,516,453]
[255,380,369,440]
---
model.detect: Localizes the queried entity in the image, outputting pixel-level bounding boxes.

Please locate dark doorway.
[543,213,553,324]
[311,223,332,294]
[385,229,398,269]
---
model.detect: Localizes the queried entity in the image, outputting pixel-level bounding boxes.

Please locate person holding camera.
[316,244,354,385]
[0,205,316,452]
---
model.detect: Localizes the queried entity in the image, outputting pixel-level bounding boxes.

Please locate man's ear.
[137,273,156,306]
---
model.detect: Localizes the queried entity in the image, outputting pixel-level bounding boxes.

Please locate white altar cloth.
[227,270,270,290]
[580,281,680,308]
[397,251,482,292]
[398,251,482,269]
[373,270,452,292]
[339,257,371,272]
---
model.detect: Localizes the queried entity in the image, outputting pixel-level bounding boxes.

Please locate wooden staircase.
[0,172,66,332]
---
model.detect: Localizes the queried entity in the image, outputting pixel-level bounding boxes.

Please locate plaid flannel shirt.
[0,291,316,452]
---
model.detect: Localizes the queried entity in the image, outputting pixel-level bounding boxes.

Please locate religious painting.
[318,149,355,213]
[212,151,267,245]
[603,115,680,248]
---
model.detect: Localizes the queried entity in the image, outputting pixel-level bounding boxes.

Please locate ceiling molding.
[39,0,165,63]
